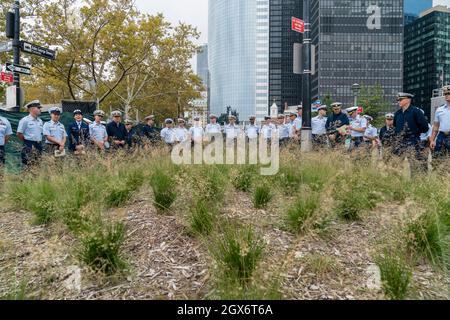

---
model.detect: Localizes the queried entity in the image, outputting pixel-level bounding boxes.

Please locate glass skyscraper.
[404,6,450,117]
[269,0,303,111]
[196,44,209,88]
[311,0,404,110]
[209,0,270,121]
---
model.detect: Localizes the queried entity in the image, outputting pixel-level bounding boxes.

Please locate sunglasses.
[445,93,450,96]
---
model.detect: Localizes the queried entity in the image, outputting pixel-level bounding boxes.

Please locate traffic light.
[6,12,15,39]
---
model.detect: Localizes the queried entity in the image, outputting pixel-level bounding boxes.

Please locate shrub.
[285,193,320,233]
[150,169,176,212]
[79,222,127,275]
[253,185,272,209]
[335,195,364,221]
[26,179,58,225]
[190,165,228,204]
[303,254,339,277]
[232,166,256,192]
[376,249,412,300]
[406,212,448,268]
[105,169,145,208]
[209,224,265,284]
[189,199,217,236]
[277,165,302,191]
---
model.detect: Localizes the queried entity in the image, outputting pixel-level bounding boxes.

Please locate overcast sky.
[135,0,209,45]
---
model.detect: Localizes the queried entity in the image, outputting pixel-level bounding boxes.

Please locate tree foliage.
[1,0,202,119]
[358,84,391,126]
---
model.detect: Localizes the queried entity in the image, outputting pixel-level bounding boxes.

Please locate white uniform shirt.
[311,116,327,135]
[278,123,291,139]
[175,127,189,142]
[224,124,241,140]
[43,120,68,144]
[189,125,204,143]
[245,124,260,139]
[293,116,303,131]
[434,104,450,132]
[350,115,367,137]
[160,127,176,144]
[205,123,222,135]
[0,116,13,146]
[89,122,108,142]
[364,125,378,141]
[17,115,43,142]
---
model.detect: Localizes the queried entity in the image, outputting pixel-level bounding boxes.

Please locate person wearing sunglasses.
[393,92,429,174]
[89,110,108,151]
[106,110,127,150]
[325,102,350,148]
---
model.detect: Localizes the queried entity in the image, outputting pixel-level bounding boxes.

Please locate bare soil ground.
[1,187,448,300]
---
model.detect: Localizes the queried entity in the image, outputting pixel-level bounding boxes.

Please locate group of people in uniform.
[0,85,449,172]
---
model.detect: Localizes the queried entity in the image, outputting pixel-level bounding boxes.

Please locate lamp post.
[352,83,361,108]
[301,0,312,152]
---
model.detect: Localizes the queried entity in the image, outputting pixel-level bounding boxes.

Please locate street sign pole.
[301,0,312,152]
[13,0,21,110]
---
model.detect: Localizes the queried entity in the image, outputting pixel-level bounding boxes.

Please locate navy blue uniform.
[141,125,161,144]
[393,106,429,172]
[326,113,350,133]
[125,128,141,149]
[325,112,350,146]
[106,122,127,148]
[67,121,90,152]
[379,126,396,147]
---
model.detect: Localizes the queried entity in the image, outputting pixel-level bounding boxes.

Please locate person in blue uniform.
[124,119,141,150]
[89,110,108,151]
[43,107,67,155]
[347,106,367,150]
[430,85,450,166]
[17,100,44,167]
[106,110,127,150]
[0,114,13,168]
[142,115,161,146]
[393,92,430,174]
[326,102,350,148]
[67,110,90,155]
[379,113,397,162]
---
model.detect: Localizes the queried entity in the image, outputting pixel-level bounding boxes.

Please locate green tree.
[358,84,390,126]
[0,0,202,119]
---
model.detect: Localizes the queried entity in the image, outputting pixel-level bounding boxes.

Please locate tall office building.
[196,44,209,88]
[311,0,404,109]
[269,0,303,112]
[404,0,432,25]
[404,5,450,116]
[209,0,270,121]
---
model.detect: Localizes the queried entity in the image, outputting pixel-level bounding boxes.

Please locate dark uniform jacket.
[106,122,128,142]
[142,125,161,143]
[325,112,350,134]
[379,126,396,147]
[394,106,429,141]
[125,128,141,149]
[67,121,90,152]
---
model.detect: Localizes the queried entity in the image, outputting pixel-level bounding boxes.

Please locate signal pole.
[13,0,21,110]
[301,0,312,152]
